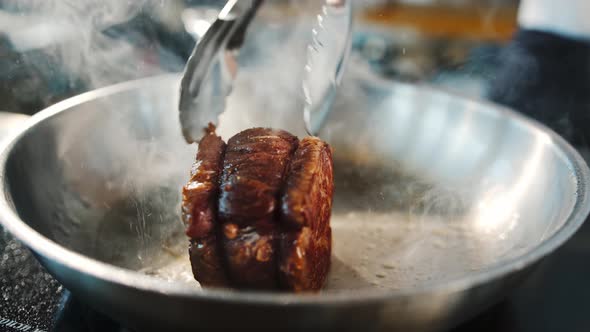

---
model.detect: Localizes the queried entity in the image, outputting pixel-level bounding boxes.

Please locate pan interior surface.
[2,72,584,295]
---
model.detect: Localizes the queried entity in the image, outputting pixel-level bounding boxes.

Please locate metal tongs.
[179,0,263,143]
[179,0,351,142]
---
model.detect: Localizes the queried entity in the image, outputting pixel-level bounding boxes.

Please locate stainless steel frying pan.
[0,68,588,331]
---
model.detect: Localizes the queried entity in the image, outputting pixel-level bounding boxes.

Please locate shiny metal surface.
[302,0,352,135]
[180,0,353,141]
[0,72,588,332]
[179,0,263,143]
[0,112,30,139]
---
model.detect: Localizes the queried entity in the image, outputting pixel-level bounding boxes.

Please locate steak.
[182,127,333,292]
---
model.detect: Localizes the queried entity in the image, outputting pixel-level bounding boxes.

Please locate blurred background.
[0,0,518,114]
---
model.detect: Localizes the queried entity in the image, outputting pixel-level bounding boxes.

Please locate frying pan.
[0,69,588,331]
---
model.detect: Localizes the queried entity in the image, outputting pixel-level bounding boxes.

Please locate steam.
[221,1,338,138]
[3,0,185,89]
[0,0,342,136]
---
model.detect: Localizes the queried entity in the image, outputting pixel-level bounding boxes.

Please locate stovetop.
[1,228,62,332]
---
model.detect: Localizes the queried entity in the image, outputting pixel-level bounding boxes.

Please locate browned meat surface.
[181,124,228,287]
[182,128,333,292]
[218,128,298,225]
[219,128,298,289]
[279,137,334,291]
[188,237,227,287]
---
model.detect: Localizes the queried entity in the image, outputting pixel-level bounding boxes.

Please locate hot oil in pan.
[141,212,514,291]
[139,160,530,291]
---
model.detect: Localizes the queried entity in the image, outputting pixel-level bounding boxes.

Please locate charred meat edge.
[278,137,334,291]
[182,124,229,287]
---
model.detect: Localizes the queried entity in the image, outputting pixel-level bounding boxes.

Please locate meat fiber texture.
[181,126,334,292]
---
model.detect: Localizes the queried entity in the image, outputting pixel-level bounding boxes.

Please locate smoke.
[220,0,346,138]
[1,0,341,135]
[221,21,311,137]
[3,0,186,89]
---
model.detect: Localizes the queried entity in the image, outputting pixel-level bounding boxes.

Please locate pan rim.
[0,73,588,306]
